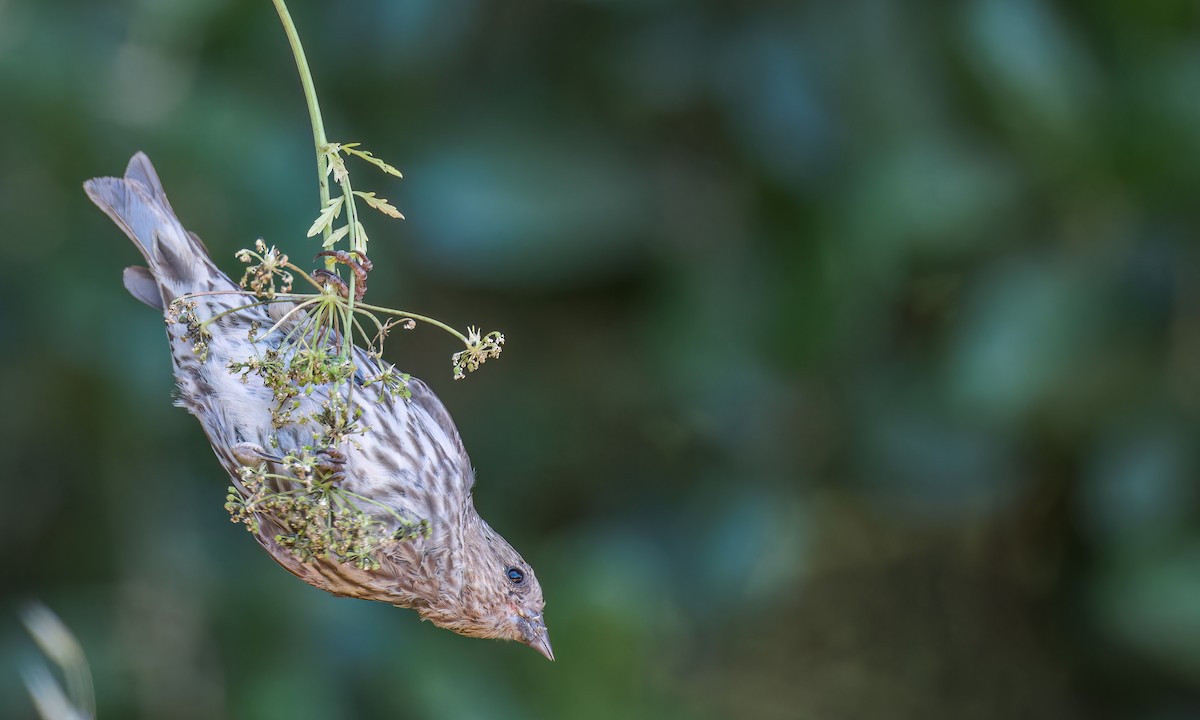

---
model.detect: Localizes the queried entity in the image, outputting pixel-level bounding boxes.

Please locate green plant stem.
[272,0,358,375]
[272,0,330,245]
[263,297,323,337]
[352,302,471,344]
[198,298,285,328]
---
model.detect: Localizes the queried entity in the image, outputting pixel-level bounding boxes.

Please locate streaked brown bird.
[84,153,552,660]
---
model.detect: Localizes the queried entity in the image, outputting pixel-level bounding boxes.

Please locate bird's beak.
[518,615,555,662]
[531,631,555,662]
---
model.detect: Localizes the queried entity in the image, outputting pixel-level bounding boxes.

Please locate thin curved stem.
[349,314,376,353]
[271,0,330,243]
[263,297,323,338]
[351,302,470,344]
[198,298,283,328]
[354,307,386,337]
[282,261,331,292]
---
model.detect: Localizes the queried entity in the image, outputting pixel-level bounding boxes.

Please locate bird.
[84,152,552,660]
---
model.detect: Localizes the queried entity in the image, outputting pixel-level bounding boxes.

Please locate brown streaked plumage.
[84,153,551,660]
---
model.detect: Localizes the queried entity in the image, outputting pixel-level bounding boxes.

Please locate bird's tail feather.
[84,152,221,309]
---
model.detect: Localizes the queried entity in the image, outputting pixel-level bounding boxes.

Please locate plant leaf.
[321,224,350,248]
[306,196,345,237]
[319,144,349,184]
[354,191,404,219]
[344,145,403,177]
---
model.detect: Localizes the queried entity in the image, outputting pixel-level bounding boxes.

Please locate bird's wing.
[342,352,477,526]
[404,376,477,495]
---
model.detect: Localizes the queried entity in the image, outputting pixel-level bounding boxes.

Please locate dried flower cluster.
[236,239,294,298]
[226,447,429,571]
[167,298,212,361]
[453,328,506,380]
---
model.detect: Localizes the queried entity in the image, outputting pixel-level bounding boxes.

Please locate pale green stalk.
[272,0,329,239]
[272,0,358,366]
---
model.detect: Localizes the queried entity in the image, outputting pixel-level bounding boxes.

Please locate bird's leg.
[315,446,348,483]
[312,268,349,298]
[313,250,373,302]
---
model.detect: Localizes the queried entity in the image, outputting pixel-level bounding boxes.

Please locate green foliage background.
[2,1,1199,718]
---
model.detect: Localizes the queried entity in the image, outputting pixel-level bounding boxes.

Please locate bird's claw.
[314,250,372,302]
[315,447,348,483]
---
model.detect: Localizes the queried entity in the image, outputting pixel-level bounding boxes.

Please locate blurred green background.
[2,0,1199,718]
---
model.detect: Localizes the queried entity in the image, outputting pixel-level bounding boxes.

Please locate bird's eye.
[506,567,525,584]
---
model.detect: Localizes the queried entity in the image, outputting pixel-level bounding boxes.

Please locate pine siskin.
[84,153,552,660]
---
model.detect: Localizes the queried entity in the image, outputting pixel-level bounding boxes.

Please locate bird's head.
[420,518,553,660]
